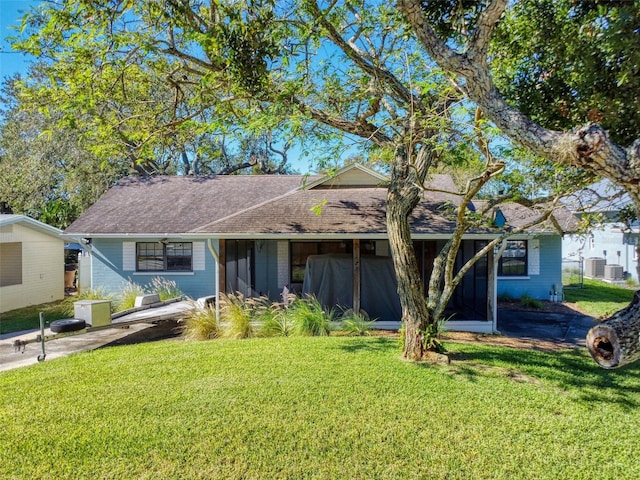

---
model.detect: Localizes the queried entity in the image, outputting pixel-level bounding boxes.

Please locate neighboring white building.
[562,179,639,282]
[0,215,64,313]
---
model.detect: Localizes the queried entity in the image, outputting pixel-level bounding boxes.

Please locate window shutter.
[528,239,540,275]
[193,242,205,271]
[123,242,136,271]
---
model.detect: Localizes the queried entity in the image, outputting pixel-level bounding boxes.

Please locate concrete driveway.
[0,301,191,372]
[497,307,596,347]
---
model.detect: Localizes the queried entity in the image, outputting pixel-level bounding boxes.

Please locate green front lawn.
[564,278,635,318]
[2,336,639,479]
[0,300,71,334]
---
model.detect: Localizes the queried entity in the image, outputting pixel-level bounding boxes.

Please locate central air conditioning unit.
[604,264,624,281]
[585,257,606,278]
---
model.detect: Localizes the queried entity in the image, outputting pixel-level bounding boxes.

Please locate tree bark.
[587,291,640,369]
[397,0,640,367]
[386,145,438,360]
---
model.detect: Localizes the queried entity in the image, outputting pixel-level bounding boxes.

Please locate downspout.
[207,239,221,325]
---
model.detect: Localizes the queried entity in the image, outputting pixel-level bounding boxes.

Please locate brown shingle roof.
[65,175,313,234]
[194,186,463,235]
[493,202,579,233]
[65,169,572,237]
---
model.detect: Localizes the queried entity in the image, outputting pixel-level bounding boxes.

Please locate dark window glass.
[136,242,192,272]
[498,240,527,276]
[166,242,192,271]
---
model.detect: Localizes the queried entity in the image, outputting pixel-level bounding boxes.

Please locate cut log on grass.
[587,291,640,369]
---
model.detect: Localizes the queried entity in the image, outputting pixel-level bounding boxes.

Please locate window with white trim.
[498,240,528,276]
[136,242,192,272]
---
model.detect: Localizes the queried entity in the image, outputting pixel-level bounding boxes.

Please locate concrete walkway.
[0,301,193,372]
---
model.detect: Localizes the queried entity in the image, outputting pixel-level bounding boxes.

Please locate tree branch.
[309,0,421,110]
[466,0,507,63]
[397,0,640,203]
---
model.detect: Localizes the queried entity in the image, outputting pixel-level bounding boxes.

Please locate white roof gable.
[0,214,63,239]
[305,164,389,189]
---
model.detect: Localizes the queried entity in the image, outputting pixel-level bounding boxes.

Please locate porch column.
[489,241,507,333]
[218,239,226,295]
[353,239,361,314]
[487,247,497,332]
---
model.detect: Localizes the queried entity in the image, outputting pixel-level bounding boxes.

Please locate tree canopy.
[5,0,639,364]
[491,0,640,147]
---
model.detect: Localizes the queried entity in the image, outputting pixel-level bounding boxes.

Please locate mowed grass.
[0,300,70,334]
[2,336,640,479]
[564,278,635,318]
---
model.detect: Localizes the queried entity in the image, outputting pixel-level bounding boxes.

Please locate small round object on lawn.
[50,318,87,333]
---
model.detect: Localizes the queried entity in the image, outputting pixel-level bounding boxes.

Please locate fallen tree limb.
[587,291,640,369]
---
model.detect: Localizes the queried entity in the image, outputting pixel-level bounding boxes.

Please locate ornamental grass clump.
[60,288,116,316]
[179,304,220,341]
[259,304,294,337]
[340,310,375,336]
[117,281,146,311]
[519,294,543,309]
[220,292,255,339]
[288,295,334,336]
[149,277,183,301]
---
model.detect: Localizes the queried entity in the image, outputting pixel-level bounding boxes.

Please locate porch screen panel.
[474,241,488,316]
[290,241,354,285]
[225,240,255,295]
[225,240,238,292]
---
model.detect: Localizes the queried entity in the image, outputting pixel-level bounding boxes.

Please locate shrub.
[220,292,254,339]
[60,289,116,316]
[340,310,375,336]
[519,294,543,309]
[288,295,334,336]
[179,305,220,341]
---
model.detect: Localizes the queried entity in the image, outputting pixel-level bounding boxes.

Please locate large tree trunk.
[587,291,640,369]
[386,146,437,361]
[398,0,640,367]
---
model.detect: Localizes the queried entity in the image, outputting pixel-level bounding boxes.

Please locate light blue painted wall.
[497,235,563,300]
[89,238,217,300]
[88,236,563,305]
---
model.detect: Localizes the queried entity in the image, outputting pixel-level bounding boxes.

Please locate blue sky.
[0,0,39,80]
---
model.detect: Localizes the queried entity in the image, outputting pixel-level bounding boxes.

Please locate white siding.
[0,223,64,313]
